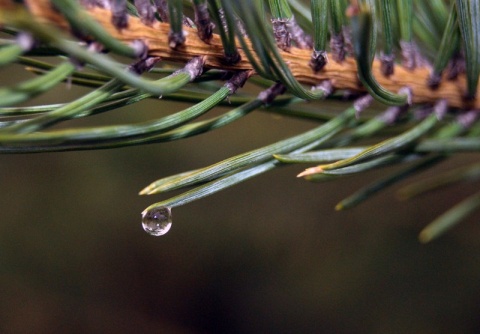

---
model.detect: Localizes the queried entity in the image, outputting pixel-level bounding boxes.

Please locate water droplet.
[141,206,172,236]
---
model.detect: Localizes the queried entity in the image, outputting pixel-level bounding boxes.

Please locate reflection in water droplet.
[142,206,172,236]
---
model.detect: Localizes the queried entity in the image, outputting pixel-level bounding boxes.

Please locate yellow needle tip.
[138,187,151,195]
[297,166,323,178]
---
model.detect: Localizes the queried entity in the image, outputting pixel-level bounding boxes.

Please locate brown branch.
[3,0,479,109]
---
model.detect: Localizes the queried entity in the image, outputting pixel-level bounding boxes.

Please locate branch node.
[330,33,346,63]
[168,31,186,49]
[457,109,480,129]
[398,86,413,106]
[271,17,291,51]
[379,106,405,125]
[257,82,286,105]
[16,32,35,51]
[134,0,156,25]
[110,0,129,29]
[380,53,395,77]
[129,56,161,74]
[433,99,448,120]
[152,0,169,22]
[312,80,333,98]
[193,2,215,43]
[309,50,328,72]
[285,15,312,49]
[130,39,148,59]
[225,70,252,94]
[353,95,374,114]
[427,72,442,90]
[176,56,205,80]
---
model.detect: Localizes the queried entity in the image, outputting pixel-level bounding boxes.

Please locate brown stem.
[2,0,479,109]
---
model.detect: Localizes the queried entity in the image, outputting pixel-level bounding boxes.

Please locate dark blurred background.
[1,64,480,334]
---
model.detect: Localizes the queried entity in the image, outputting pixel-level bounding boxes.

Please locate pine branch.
[1,0,480,240]
[1,0,478,109]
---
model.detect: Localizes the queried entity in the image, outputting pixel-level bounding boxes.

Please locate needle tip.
[297,166,323,177]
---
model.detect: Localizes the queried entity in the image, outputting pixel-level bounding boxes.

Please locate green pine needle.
[1,0,480,240]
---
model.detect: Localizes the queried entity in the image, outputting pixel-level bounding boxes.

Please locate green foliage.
[1,0,480,241]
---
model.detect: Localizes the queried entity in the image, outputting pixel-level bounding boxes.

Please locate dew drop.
[141,206,172,236]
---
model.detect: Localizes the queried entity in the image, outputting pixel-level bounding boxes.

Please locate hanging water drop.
[141,206,172,236]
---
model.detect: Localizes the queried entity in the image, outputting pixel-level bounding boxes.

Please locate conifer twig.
[0,0,478,109]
